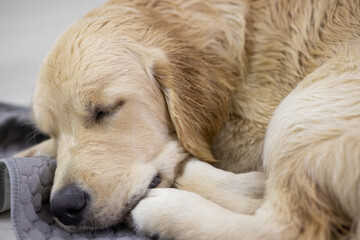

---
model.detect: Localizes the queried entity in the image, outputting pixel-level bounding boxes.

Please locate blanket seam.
[0,162,5,211]
[7,158,23,240]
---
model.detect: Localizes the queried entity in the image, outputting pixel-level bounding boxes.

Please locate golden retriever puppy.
[16,0,360,239]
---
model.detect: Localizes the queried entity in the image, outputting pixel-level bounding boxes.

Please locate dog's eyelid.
[94,100,125,122]
[95,110,108,121]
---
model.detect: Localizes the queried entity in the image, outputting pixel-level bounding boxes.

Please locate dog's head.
[32,3,235,231]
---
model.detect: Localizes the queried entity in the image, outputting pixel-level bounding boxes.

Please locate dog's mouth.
[148,174,162,189]
[56,174,162,232]
[123,174,162,216]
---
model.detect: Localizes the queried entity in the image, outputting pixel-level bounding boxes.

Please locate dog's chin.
[55,196,145,233]
[55,218,127,233]
[55,201,140,233]
[54,219,83,233]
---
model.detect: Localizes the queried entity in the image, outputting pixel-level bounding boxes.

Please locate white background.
[0,0,107,106]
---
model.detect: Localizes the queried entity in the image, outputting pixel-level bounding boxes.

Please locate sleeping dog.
[17,0,360,239]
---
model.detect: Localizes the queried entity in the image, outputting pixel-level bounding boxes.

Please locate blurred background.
[0,0,107,106]
[0,1,107,239]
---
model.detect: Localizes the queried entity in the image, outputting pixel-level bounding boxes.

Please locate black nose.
[50,184,88,226]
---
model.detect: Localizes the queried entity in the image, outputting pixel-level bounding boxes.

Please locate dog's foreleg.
[14,138,57,158]
[131,188,296,240]
[174,158,265,214]
[131,188,258,240]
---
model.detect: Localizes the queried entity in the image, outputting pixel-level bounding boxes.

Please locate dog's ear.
[148,46,235,162]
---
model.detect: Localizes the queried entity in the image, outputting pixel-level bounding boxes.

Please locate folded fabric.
[0,103,149,240]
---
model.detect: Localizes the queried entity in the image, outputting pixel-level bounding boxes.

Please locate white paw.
[131,188,232,240]
[14,139,57,158]
[153,140,190,187]
[131,188,186,239]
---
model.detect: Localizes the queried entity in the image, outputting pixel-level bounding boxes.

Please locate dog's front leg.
[174,158,265,214]
[14,138,57,158]
[131,188,257,240]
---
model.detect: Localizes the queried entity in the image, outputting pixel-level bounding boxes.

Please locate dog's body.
[16,0,360,239]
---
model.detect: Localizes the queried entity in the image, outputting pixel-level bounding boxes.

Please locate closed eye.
[95,109,110,121]
[94,100,125,123]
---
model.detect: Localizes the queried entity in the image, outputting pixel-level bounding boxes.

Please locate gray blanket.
[0,103,149,240]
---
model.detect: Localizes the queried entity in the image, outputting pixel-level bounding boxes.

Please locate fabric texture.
[0,103,149,240]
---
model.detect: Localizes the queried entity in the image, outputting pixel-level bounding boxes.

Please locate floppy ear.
[150,45,236,162]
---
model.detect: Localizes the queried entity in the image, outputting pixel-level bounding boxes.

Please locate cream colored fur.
[16,0,360,239]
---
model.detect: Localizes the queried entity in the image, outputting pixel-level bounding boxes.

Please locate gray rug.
[0,103,149,240]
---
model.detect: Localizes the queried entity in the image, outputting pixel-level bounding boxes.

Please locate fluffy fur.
[16,0,360,239]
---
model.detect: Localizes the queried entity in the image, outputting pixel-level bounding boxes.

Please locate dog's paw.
[154,140,190,187]
[131,188,230,240]
[131,188,184,239]
[155,140,189,166]
[14,139,57,158]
